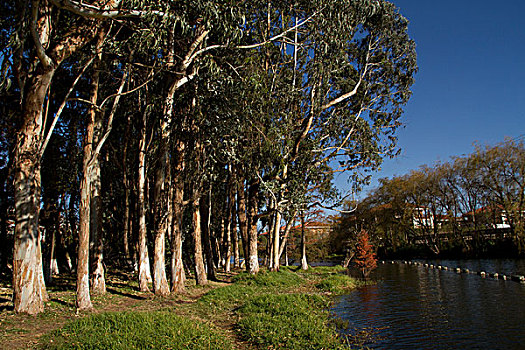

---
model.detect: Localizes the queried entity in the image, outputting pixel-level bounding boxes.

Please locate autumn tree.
[354,229,377,279]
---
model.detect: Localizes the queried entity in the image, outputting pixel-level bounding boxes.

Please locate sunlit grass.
[237,293,345,349]
[42,311,232,350]
[34,266,360,350]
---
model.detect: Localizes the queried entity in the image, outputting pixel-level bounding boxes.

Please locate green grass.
[232,269,305,287]
[37,266,360,350]
[300,265,347,275]
[199,269,305,313]
[315,274,360,294]
[237,293,345,349]
[198,283,257,312]
[42,311,232,350]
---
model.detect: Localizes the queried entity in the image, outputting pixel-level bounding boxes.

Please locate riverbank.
[0,266,362,349]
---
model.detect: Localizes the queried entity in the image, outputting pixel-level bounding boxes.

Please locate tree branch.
[48,0,168,19]
[40,56,95,158]
[100,71,155,109]
[88,65,128,168]
[30,0,54,68]
[320,37,375,111]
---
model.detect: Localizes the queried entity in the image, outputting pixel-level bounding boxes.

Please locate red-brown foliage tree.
[354,230,377,279]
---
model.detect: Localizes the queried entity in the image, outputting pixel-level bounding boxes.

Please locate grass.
[0,266,362,349]
[315,274,362,294]
[200,266,360,349]
[237,293,344,350]
[232,269,305,287]
[42,311,232,350]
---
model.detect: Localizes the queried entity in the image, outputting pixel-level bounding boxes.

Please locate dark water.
[332,260,525,349]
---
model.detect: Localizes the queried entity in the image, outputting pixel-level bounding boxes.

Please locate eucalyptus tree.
[4,0,109,314]
[5,0,170,314]
[241,0,416,270]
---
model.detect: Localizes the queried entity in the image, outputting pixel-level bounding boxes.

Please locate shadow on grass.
[209,276,231,284]
[0,304,13,312]
[50,298,74,308]
[106,287,147,300]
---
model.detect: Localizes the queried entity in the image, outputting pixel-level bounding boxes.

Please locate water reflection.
[333,260,525,349]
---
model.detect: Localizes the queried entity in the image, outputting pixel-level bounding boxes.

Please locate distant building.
[462,205,511,229]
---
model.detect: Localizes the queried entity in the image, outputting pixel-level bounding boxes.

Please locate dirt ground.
[0,270,252,350]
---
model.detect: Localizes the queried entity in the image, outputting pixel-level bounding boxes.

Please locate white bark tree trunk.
[152,142,170,296]
[137,108,151,292]
[247,181,259,274]
[12,66,54,315]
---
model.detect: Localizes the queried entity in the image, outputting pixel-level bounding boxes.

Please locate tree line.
[331,140,525,259]
[0,0,416,314]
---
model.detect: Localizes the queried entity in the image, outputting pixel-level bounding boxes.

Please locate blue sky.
[337,0,525,199]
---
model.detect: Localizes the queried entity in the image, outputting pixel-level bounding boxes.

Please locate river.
[332,259,525,349]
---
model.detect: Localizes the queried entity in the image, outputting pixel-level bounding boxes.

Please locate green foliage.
[42,311,232,350]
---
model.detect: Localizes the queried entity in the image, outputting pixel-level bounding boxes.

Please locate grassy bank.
[1,266,363,349]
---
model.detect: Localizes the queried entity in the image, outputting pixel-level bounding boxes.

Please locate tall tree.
[9,0,103,314]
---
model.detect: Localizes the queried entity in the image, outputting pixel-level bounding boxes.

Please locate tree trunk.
[300,214,308,270]
[217,209,225,269]
[152,143,170,296]
[0,166,9,274]
[247,180,260,274]
[224,179,233,273]
[122,115,131,262]
[201,187,217,281]
[12,66,55,314]
[42,195,58,284]
[266,207,274,268]
[77,159,93,310]
[272,209,281,271]
[90,156,105,294]
[192,198,208,285]
[170,140,185,293]
[278,212,296,260]
[137,108,151,292]
[236,178,249,270]
[284,242,289,266]
[170,193,185,293]
[232,201,240,269]
[44,196,60,284]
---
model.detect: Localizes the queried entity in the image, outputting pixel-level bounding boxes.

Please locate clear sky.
[337,0,525,199]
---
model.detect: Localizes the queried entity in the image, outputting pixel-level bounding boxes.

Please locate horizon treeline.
[330,139,525,259]
[0,0,416,314]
